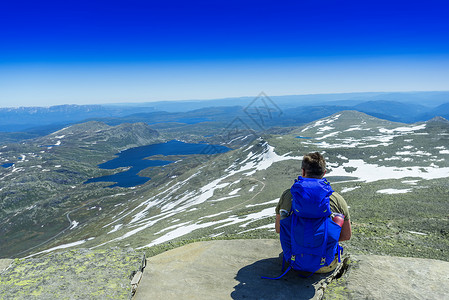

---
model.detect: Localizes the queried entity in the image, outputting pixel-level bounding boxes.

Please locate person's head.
[301,152,326,178]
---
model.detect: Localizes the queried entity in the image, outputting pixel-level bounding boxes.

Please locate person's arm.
[275,214,281,233]
[339,219,352,241]
[329,192,351,241]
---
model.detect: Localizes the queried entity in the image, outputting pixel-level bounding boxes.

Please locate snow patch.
[329,159,449,183]
[214,207,274,229]
[377,188,412,194]
[402,180,419,185]
[199,210,232,220]
[229,188,241,196]
[344,125,365,132]
[301,114,341,132]
[336,154,349,160]
[209,232,225,238]
[317,126,335,133]
[407,230,428,236]
[378,124,426,134]
[242,143,302,176]
[315,131,340,140]
[52,127,70,135]
[108,224,123,234]
[396,151,431,156]
[340,187,360,193]
[24,238,95,258]
[69,220,79,230]
[154,221,192,235]
[138,207,274,248]
[141,219,230,248]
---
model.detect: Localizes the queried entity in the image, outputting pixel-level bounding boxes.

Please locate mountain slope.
[2,111,448,262]
[0,122,160,258]
[12,112,446,260]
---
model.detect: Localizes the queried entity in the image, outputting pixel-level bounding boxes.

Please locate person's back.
[274,152,352,275]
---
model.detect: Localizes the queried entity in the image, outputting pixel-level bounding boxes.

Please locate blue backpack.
[263,177,343,280]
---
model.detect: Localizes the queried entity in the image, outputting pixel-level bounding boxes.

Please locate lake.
[1,163,14,168]
[84,140,230,188]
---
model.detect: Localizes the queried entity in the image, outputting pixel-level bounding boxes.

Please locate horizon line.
[2,90,449,109]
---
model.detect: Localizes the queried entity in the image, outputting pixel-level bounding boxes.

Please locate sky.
[0,0,448,107]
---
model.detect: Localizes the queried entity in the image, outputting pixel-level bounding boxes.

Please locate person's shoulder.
[281,188,291,197]
[330,191,345,201]
[276,189,293,213]
[281,188,293,201]
[276,188,293,214]
[330,191,348,206]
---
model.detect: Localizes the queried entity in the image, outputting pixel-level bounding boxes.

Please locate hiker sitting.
[274,152,351,275]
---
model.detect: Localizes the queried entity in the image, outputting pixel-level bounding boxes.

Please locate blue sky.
[1,0,448,107]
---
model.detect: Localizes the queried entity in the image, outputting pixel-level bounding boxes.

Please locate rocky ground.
[0,248,145,300]
[326,254,449,300]
[135,239,449,300]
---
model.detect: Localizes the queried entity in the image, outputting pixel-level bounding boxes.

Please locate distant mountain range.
[1,92,449,141]
[0,105,155,132]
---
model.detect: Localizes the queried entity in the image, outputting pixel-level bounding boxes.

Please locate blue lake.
[85,140,230,188]
[1,163,14,168]
[295,136,312,139]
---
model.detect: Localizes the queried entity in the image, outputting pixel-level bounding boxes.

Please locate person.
[275,152,352,273]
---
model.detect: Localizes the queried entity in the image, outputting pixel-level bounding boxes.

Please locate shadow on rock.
[231,256,329,300]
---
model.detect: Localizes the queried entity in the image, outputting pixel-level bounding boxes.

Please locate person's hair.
[301,152,326,178]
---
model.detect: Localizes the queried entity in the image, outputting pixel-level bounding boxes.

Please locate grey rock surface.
[329,254,449,300]
[135,239,449,300]
[135,239,338,300]
[0,248,145,300]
